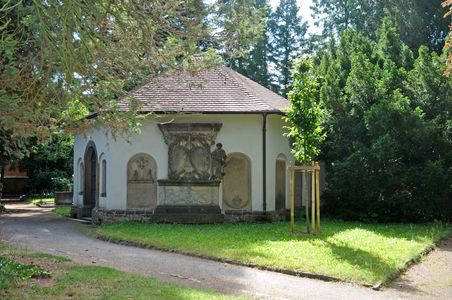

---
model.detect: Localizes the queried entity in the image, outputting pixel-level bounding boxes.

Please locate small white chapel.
[71,66,294,223]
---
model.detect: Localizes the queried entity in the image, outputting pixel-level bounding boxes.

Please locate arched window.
[101,160,107,197]
[79,162,84,195]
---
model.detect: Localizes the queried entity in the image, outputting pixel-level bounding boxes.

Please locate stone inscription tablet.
[127,154,157,210]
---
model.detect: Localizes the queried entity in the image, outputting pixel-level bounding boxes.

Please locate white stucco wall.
[73,113,294,212]
[73,128,113,208]
[266,114,294,211]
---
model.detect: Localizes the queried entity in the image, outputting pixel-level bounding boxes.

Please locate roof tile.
[117,66,289,113]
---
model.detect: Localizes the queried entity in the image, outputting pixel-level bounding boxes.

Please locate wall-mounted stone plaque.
[159,123,222,181]
[222,153,251,210]
[127,154,157,210]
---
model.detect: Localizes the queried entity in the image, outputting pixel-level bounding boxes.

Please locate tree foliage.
[311,0,450,53]
[285,58,325,163]
[312,20,452,222]
[226,0,271,88]
[0,0,266,136]
[268,0,307,96]
[443,0,452,77]
[228,0,309,96]
[20,135,74,193]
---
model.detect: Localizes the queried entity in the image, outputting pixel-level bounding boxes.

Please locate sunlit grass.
[97,220,450,285]
[13,265,243,300]
[1,247,243,299]
[24,197,54,205]
[52,207,71,217]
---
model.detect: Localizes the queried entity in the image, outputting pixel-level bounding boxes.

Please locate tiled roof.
[117,66,289,113]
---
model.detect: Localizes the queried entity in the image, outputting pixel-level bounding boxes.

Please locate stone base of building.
[70,206,93,219]
[91,208,154,225]
[224,210,287,223]
[83,207,287,224]
[153,205,224,224]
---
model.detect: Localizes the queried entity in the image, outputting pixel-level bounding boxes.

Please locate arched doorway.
[83,142,97,216]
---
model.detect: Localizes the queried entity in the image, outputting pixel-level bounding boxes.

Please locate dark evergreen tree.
[311,0,449,53]
[268,0,308,96]
[227,0,271,88]
[292,20,452,222]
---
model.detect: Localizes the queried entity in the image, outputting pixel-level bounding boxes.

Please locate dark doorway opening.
[83,145,97,217]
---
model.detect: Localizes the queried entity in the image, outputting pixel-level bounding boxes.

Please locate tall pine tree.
[311,0,449,53]
[268,0,308,96]
[227,0,271,88]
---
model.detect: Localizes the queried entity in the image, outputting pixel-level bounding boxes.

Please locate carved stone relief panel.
[275,154,286,211]
[127,154,157,210]
[222,153,251,210]
[159,123,222,181]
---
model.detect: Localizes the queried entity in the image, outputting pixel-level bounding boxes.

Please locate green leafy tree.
[20,136,74,193]
[0,125,29,196]
[268,0,308,96]
[285,58,325,163]
[0,0,266,137]
[443,0,452,77]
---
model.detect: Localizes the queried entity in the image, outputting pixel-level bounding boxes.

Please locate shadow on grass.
[98,220,450,284]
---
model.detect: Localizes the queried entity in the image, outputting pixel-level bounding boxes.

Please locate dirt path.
[387,236,452,299]
[0,203,449,299]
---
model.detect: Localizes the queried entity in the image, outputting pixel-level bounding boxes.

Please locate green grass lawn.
[52,207,71,217]
[8,266,242,300]
[97,220,450,285]
[1,247,242,299]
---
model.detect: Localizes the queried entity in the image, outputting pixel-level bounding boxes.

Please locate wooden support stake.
[303,171,310,233]
[315,162,320,232]
[311,162,315,231]
[290,161,295,232]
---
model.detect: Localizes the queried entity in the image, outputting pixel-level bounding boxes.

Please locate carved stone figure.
[210,143,227,180]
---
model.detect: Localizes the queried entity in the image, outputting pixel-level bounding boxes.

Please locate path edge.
[96,235,373,288]
[374,233,452,290]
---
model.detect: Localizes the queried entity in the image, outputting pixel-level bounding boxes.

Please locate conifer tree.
[300,21,452,222]
[268,0,308,96]
[311,0,449,53]
[227,0,271,88]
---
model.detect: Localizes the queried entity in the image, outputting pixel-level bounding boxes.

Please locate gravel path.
[388,236,452,299]
[0,203,449,299]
